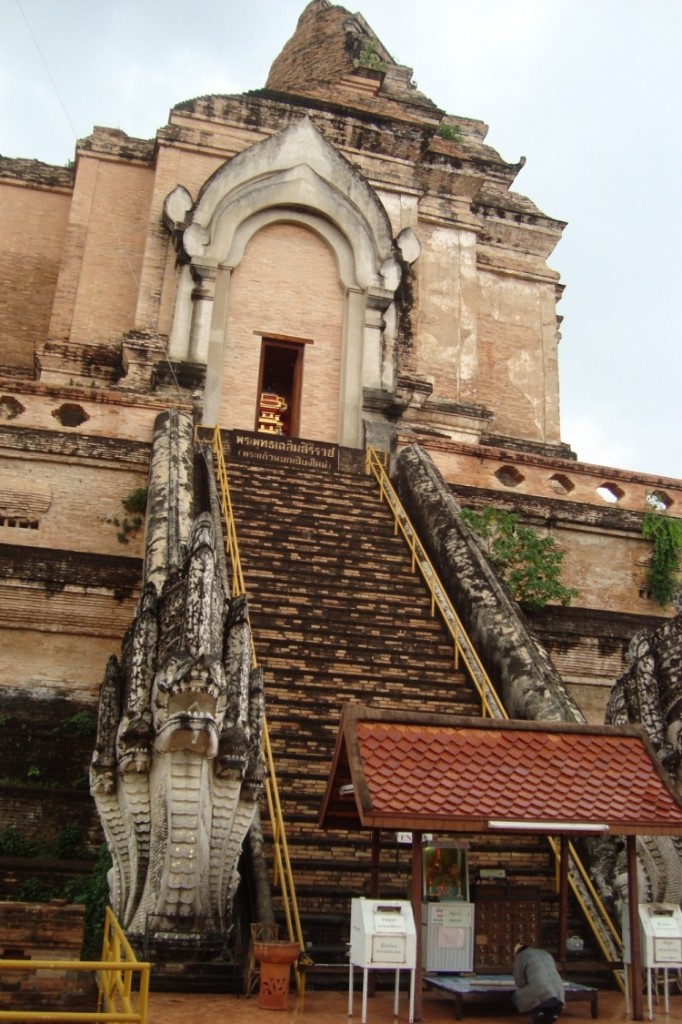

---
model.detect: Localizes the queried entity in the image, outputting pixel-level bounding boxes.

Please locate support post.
[411,832,423,1022]
[558,835,569,961]
[627,835,643,1021]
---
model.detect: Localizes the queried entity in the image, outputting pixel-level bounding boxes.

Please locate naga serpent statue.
[590,597,682,914]
[90,411,268,959]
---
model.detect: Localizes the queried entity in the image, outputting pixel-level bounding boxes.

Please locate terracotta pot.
[253,941,301,1009]
[253,940,301,964]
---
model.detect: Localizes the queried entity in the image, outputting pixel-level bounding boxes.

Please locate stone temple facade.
[1,0,681,966]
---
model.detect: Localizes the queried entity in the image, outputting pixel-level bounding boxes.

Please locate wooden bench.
[424,974,598,1020]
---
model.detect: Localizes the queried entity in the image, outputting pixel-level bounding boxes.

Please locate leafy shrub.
[436,123,462,142]
[65,711,97,736]
[460,506,578,611]
[0,826,41,857]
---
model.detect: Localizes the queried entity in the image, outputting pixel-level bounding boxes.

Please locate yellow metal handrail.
[197,425,305,994]
[0,908,150,1024]
[365,445,624,986]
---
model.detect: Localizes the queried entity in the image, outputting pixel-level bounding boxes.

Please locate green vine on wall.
[109,486,148,545]
[642,510,682,606]
[460,506,578,612]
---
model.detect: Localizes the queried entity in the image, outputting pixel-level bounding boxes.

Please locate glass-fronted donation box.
[422,844,474,971]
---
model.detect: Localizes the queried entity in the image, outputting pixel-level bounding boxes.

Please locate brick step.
[229,484,392,518]
[244,582,434,610]
[232,486,389,510]
[229,486,375,508]
[258,668,471,693]
[254,639,456,666]
[256,655,458,680]
[217,455,492,936]
[226,463,372,488]
[262,689,477,722]
[233,527,407,560]
[249,604,452,632]
[233,520,403,552]
[233,509,395,532]
[263,682,466,710]
[240,560,424,586]
[249,609,448,634]
[256,656,458,684]
[259,667,471,690]
[243,567,438,595]
[250,621,450,644]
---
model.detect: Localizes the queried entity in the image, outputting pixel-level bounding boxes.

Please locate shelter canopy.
[319,704,682,837]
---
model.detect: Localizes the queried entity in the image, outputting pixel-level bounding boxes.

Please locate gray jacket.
[513,947,565,1013]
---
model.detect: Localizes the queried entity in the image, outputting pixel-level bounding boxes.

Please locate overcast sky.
[2,0,681,483]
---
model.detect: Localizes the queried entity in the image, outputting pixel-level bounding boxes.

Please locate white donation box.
[623,903,682,968]
[349,899,417,1023]
[622,903,682,1019]
[423,901,475,972]
[350,898,417,969]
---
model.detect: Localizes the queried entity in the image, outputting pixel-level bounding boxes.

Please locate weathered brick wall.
[0,791,101,855]
[0,900,84,956]
[0,901,95,1011]
[477,273,561,443]
[0,171,71,371]
[47,154,153,349]
[267,1,359,94]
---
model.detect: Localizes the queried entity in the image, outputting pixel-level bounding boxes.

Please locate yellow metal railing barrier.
[0,908,150,1024]
[365,445,624,988]
[196,425,305,994]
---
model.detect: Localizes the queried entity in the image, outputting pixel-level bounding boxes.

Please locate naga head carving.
[152,650,228,757]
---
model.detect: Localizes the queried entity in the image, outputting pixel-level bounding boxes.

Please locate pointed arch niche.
[164,118,401,448]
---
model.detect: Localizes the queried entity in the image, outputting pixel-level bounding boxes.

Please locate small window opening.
[256,340,304,437]
[495,465,525,488]
[596,482,624,504]
[548,473,575,495]
[0,396,25,420]
[53,403,89,428]
[0,516,39,530]
[646,490,673,512]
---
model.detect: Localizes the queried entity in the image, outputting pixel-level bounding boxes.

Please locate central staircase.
[225,448,482,948]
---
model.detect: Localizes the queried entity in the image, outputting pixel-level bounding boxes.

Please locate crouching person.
[512,942,565,1024]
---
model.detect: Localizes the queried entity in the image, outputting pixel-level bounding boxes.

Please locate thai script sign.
[229,430,339,473]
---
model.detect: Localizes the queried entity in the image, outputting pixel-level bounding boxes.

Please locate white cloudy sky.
[2,0,681,481]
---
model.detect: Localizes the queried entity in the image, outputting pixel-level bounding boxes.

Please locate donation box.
[632,903,682,968]
[350,898,417,969]
[423,901,475,972]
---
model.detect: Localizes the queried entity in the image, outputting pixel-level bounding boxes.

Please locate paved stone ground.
[142,985,661,1024]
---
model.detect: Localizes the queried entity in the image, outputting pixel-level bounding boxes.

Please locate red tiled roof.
[319,705,682,837]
